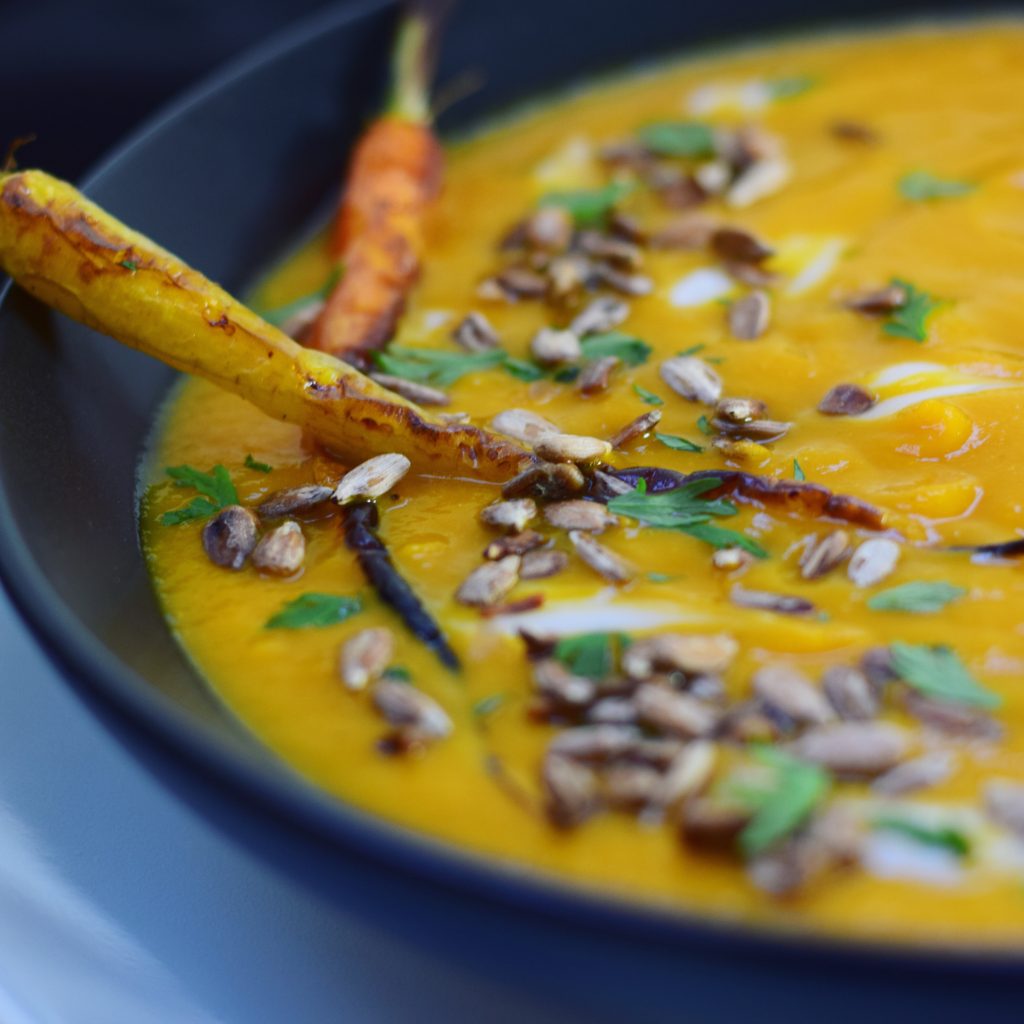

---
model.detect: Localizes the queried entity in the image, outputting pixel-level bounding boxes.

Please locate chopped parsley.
[119,258,138,272]
[265,593,362,630]
[381,666,412,682]
[580,332,651,367]
[677,343,706,357]
[637,121,715,158]
[539,181,633,228]
[554,632,626,680]
[696,414,712,436]
[244,454,273,473]
[502,356,548,382]
[655,432,703,453]
[632,383,663,406]
[646,571,674,583]
[889,642,1001,709]
[374,345,506,386]
[766,75,817,100]
[898,170,975,202]
[873,816,971,857]
[608,477,768,557]
[472,693,507,719]
[867,581,966,613]
[792,459,806,482]
[883,278,941,343]
[160,464,238,526]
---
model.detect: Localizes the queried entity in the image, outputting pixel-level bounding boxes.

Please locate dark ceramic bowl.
[1,1,1020,1019]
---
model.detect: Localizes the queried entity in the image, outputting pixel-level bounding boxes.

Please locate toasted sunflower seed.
[712,546,754,571]
[679,797,751,850]
[822,665,879,721]
[789,722,908,777]
[546,254,592,301]
[904,693,1003,741]
[544,499,618,533]
[592,265,654,296]
[728,290,771,340]
[603,763,665,811]
[530,327,583,366]
[373,680,452,741]
[523,206,574,251]
[586,696,639,725]
[711,414,790,442]
[799,529,851,580]
[519,548,570,580]
[251,520,305,575]
[570,530,633,583]
[490,408,559,445]
[371,372,449,407]
[818,383,876,416]
[650,213,718,250]
[549,724,642,763]
[659,356,723,405]
[479,498,538,533]
[872,751,954,796]
[334,453,411,504]
[710,227,774,264]
[634,684,719,739]
[984,780,1024,838]
[257,485,334,519]
[501,461,586,501]
[570,296,630,337]
[845,284,907,315]
[543,754,600,827]
[652,741,716,810]
[452,311,500,351]
[484,529,545,560]
[714,397,768,424]
[534,433,613,464]
[202,505,259,570]
[726,156,791,208]
[494,266,548,299]
[623,633,738,679]
[847,538,900,587]
[456,555,521,607]
[339,627,395,692]
[534,659,597,708]
[578,355,621,395]
[731,586,815,616]
[831,120,879,144]
[578,232,644,269]
[609,409,662,449]
[753,665,835,726]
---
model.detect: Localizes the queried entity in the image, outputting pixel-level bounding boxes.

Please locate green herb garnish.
[119,258,138,272]
[792,459,806,482]
[733,746,831,857]
[637,121,715,158]
[244,454,273,474]
[580,332,651,367]
[898,170,975,202]
[608,477,768,557]
[256,267,341,328]
[868,581,966,613]
[160,464,238,526]
[655,432,703,453]
[873,816,971,857]
[265,593,362,630]
[502,356,548,382]
[677,343,706,357]
[696,414,712,436]
[632,383,663,406]
[890,642,1001,709]
[472,693,507,719]
[883,278,941,343]
[766,75,817,100]
[374,345,505,386]
[539,181,633,228]
[554,633,623,680]
[647,571,674,583]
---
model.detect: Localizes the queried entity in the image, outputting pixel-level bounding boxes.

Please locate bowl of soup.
[2,0,1024,1016]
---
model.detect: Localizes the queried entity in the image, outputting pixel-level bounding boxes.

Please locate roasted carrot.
[0,169,532,481]
[306,9,446,362]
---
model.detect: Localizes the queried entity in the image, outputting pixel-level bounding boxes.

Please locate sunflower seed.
[484,530,545,560]
[490,408,559,444]
[652,741,716,809]
[534,659,597,708]
[753,665,835,726]
[822,665,879,721]
[818,383,875,416]
[649,213,717,250]
[711,415,790,442]
[371,372,450,407]
[334,453,411,504]
[523,206,573,251]
[501,461,586,501]
[479,498,538,533]
[904,693,1003,741]
[569,530,633,583]
[578,231,644,269]
[251,520,305,575]
[257,485,334,519]
[872,751,953,796]
[799,530,851,580]
[202,505,259,570]
[373,680,452,741]
[845,285,907,315]
[659,356,722,405]
[728,290,771,340]
[634,684,719,738]
[679,797,751,850]
[546,254,592,301]
[847,538,900,587]
[726,156,791,208]
[831,120,879,144]
[731,586,816,616]
[608,409,662,449]
[586,696,639,726]
[519,548,570,580]
[533,433,613,464]
[543,754,600,827]
[530,327,582,366]
[544,499,618,533]
[494,266,548,299]
[623,633,738,679]
[788,722,908,777]
[984,780,1024,838]
[714,397,768,424]
[602,764,664,811]
[549,724,643,763]
[693,160,731,195]
[712,546,754,571]
[569,296,630,337]
[608,211,646,244]
[710,227,774,264]
[339,627,395,692]
[592,265,654,296]
[452,311,500,351]
[456,555,521,607]
[578,355,620,395]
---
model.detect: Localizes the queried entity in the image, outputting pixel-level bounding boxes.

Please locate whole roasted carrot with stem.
[0,169,532,481]
[305,4,447,362]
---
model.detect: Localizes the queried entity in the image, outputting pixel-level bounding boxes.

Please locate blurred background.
[0,0,342,179]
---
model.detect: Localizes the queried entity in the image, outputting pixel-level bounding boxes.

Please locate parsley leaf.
[256,268,341,328]
[655,432,703,453]
[867,581,966,613]
[382,665,412,682]
[374,345,505,386]
[889,642,1001,709]
[119,258,138,272]
[632,383,663,406]
[472,693,507,719]
[898,170,975,202]
[696,414,712,436]
[873,816,971,857]
[733,747,831,857]
[580,332,651,367]
[161,464,238,526]
[647,571,673,583]
[502,356,547,382]
[265,593,362,630]
[766,75,817,100]
[244,454,273,473]
[683,522,769,558]
[540,181,633,228]
[677,343,706,357]
[637,121,715,158]
[554,633,623,680]
[883,278,941,343]
[792,459,806,482]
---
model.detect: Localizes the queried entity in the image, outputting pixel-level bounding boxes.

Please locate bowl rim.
[2,0,1023,972]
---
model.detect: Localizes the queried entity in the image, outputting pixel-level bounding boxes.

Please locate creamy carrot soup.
[142,22,1024,945]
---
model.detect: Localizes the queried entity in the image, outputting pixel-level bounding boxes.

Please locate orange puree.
[142,21,1024,946]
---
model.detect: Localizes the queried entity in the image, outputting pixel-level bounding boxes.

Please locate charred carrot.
[306,9,445,362]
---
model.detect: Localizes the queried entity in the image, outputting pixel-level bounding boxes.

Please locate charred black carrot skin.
[344,500,460,670]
